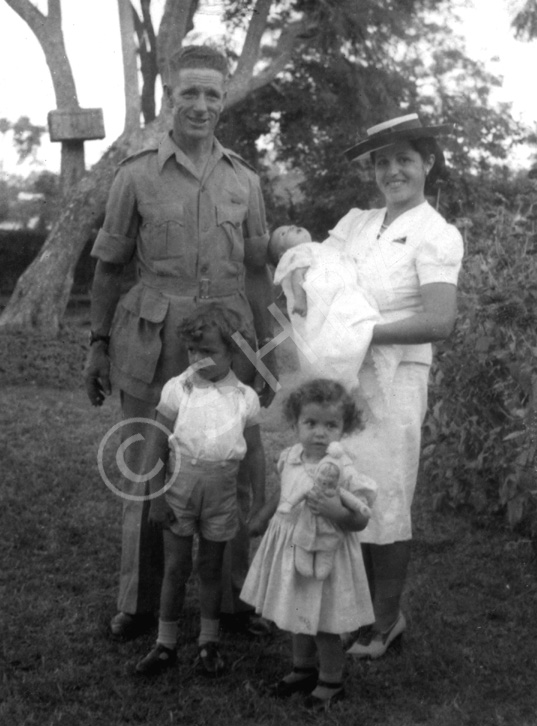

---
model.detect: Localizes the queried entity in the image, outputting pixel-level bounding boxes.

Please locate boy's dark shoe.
[135,643,177,675]
[196,642,225,677]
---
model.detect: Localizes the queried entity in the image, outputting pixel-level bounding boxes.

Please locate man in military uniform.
[84,45,277,640]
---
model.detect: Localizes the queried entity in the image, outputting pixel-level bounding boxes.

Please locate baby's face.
[270,225,312,259]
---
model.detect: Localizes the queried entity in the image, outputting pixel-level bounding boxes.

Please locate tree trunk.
[0,125,162,334]
[60,141,86,198]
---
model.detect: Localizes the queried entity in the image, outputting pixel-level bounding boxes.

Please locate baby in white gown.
[270,225,402,406]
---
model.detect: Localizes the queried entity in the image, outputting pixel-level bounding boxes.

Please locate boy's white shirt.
[157,367,260,461]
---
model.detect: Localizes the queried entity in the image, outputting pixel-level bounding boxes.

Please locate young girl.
[134,303,265,678]
[241,379,376,709]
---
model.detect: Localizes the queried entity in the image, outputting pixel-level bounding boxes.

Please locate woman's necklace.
[377,217,390,239]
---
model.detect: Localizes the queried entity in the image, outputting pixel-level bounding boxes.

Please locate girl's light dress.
[240,443,376,635]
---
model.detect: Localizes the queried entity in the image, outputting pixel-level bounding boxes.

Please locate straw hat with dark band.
[344,113,453,161]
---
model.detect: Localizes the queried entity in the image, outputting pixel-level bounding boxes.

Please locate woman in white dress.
[325,113,464,658]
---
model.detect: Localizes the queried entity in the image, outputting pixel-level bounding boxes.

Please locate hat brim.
[344,123,453,162]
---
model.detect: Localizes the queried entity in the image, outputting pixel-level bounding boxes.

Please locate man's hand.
[247,510,268,538]
[247,490,279,537]
[84,342,112,407]
[148,497,176,528]
[253,347,279,408]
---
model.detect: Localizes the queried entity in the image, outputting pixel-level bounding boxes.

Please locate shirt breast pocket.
[139,201,185,260]
[216,202,247,259]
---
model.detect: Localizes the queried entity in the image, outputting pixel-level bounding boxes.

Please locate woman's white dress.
[323,202,464,544]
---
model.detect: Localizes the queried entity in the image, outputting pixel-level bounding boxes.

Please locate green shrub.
[423,186,537,534]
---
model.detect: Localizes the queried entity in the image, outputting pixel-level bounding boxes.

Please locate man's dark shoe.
[220,612,272,638]
[109,612,156,641]
[135,643,177,675]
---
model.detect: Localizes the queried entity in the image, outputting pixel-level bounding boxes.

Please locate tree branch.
[132,3,146,50]
[118,0,141,133]
[141,0,157,51]
[4,0,46,39]
[232,0,273,88]
[157,0,198,79]
[48,0,62,23]
[227,17,311,108]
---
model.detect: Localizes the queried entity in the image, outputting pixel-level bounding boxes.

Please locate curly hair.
[283,378,363,435]
[177,303,250,354]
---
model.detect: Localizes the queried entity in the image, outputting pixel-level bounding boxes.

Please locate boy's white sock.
[157,619,179,649]
[198,617,220,646]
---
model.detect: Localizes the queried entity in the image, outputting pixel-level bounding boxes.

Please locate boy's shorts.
[164,458,240,541]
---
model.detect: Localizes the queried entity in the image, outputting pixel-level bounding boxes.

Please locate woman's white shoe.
[346,612,406,659]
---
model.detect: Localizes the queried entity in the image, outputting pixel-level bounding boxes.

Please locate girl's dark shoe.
[303,680,345,710]
[197,642,225,677]
[269,667,318,698]
[135,643,177,675]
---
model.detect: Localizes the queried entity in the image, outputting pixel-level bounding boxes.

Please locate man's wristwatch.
[257,336,274,350]
[89,331,110,346]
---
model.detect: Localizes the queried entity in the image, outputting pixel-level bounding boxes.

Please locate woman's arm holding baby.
[290,267,308,316]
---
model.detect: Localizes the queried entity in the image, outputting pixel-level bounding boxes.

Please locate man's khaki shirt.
[91,134,269,401]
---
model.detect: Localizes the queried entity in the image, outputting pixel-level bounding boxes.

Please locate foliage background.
[422,174,537,535]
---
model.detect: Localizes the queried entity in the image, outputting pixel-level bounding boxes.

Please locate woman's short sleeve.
[156,378,181,421]
[416,223,464,286]
[343,465,377,509]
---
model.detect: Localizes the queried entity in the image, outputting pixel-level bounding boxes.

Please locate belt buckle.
[199,277,210,299]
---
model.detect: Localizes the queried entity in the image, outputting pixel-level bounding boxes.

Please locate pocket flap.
[139,289,169,322]
[217,203,247,227]
[119,285,169,323]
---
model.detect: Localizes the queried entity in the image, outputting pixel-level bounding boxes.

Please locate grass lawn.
[1,322,537,726]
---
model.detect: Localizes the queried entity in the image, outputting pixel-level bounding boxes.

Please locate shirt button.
[200,264,209,274]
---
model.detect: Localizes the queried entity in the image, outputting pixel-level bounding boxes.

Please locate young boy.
[134,303,265,677]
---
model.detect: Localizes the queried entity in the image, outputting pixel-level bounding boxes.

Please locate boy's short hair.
[167,44,229,81]
[283,378,363,435]
[178,303,250,354]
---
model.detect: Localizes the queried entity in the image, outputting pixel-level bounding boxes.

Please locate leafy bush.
[423,181,537,534]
